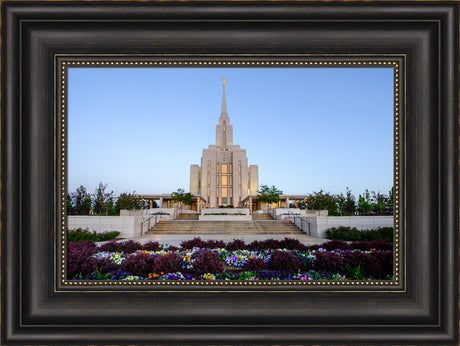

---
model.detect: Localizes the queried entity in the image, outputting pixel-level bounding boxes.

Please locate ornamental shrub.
[121,252,155,276]
[141,241,162,251]
[348,241,372,251]
[245,257,267,271]
[192,249,224,275]
[67,240,97,278]
[99,240,142,253]
[97,240,122,253]
[68,228,120,242]
[321,240,350,251]
[342,251,368,269]
[362,251,393,279]
[326,226,393,242]
[180,237,207,249]
[119,240,143,253]
[204,239,226,249]
[247,239,281,250]
[313,251,346,274]
[279,238,308,251]
[325,226,362,241]
[226,239,246,251]
[164,245,179,252]
[269,250,301,271]
[152,252,182,274]
[361,227,393,242]
[367,239,393,251]
[347,240,393,251]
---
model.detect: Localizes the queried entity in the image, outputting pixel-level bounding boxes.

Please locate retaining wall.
[67,216,144,238]
[307,216,394,238]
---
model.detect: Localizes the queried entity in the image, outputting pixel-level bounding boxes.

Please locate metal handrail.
[140,214,157,236]
[282,211,311,236]
[173,208,181,219]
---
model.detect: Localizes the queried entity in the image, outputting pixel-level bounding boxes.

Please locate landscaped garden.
[68,235,393,281]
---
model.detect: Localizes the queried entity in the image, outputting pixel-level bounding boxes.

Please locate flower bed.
[68,238,393,281]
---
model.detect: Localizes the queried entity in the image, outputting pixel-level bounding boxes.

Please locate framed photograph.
[64,62,396,284]
[2,1,458,345]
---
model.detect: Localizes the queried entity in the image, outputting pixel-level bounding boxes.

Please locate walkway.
[124,232,327,247]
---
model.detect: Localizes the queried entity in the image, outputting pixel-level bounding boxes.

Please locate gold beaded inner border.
[58,58,402,289]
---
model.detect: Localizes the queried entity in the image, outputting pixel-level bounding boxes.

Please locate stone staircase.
[146,220,303,235]
[252,213,274,220]
[176,213,199,220]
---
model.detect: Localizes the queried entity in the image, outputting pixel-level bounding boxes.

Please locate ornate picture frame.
[2,1,458,345]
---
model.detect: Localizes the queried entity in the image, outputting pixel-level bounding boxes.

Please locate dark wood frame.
[2,1,458,345]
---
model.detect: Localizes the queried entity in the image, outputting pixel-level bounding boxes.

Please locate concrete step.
[252,214,274,220]
[176,214,199,220]
[146,220,304,235]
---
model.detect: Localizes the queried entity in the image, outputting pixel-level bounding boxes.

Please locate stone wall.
[306,216,394,238]
[120,208,177,217]
[273,208,328,218]
[200,208,250,215]
[119,210,144,216]
[198,208,251,221]
[67,216,144,238]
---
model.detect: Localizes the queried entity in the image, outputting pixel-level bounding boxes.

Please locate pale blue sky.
[68,67,394,198]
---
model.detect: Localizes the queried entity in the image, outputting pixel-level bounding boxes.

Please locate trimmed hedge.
[325,226,393,242]
[68,228,120,242]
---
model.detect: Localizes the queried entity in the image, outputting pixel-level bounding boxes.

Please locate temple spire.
[221,77,228,117]
[215,78,233,148]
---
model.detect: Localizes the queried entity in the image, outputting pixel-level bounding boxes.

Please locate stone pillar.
[160,197,163,208]
[295,200,298,208]
[149,200,153,208]
[286,197,289,208]
[249,196,252,214]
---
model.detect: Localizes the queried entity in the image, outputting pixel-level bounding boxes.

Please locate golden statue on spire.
[222,76,226,87]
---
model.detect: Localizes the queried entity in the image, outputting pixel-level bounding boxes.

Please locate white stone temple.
[140,79,310,211]
[189,78,259,208]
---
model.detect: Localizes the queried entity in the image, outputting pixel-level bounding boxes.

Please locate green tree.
[371,191,386,215]
[93,182,115,215]
[297,200,307,209]
[71,185,92,215]
[357,189,373,215]
[66,193,76,215]
[344,188,357,215]
[115,192,145,214]
[336,187,356,216]
[171,188,194,209]
[383,187,394,215]
[289,200,306,209]
[257,184,283,208]
[305,190,338,215]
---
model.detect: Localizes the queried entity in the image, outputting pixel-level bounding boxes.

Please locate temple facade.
[189,80,259,208]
